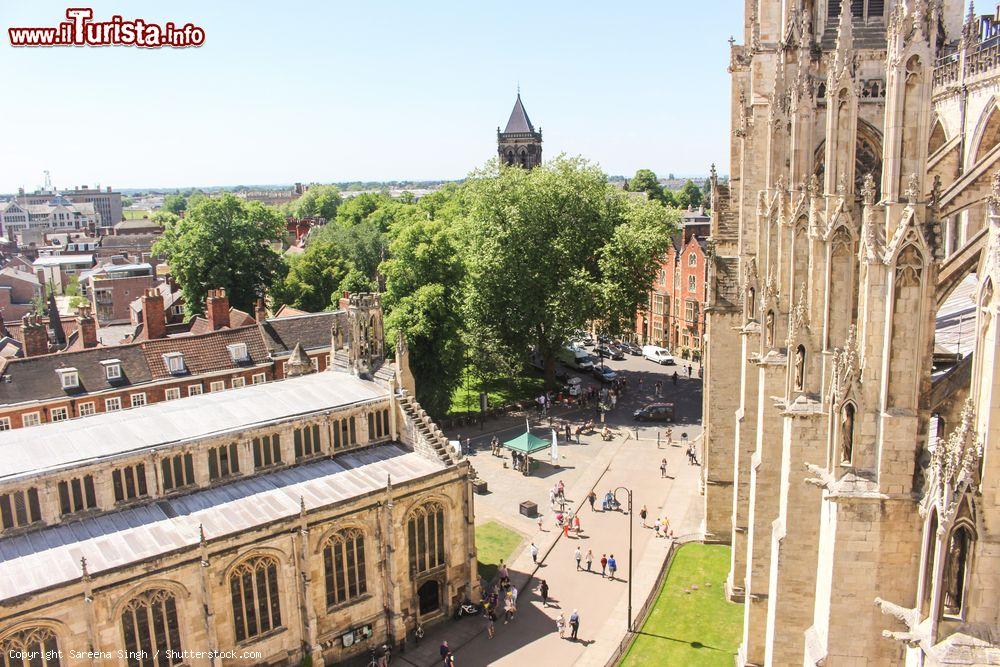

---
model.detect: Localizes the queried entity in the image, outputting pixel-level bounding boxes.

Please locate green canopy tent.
[502,429,552,475]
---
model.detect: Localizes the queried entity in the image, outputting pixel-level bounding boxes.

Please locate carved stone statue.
[765,310,775,348]
[794,346,805,390]
[841,404,855,463]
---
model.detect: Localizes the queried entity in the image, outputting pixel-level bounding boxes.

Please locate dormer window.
[228,343,249,363]
[162,352,186,375]
[101,359,122,381]
[56,368,79,389]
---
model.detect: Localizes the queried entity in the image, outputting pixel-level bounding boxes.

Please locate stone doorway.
[417,579,440,616]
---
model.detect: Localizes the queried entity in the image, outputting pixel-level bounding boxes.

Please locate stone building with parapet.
[702,0,1000,664]
[0,293,477,665]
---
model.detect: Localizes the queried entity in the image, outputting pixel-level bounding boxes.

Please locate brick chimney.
[255,297,268,322]
[21,314,49,357]
[206,288,231,330]
[140,288,166,340]
[77,304,98,349]
[338,291,351,311]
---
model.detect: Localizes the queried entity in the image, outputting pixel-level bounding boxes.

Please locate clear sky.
[0,1,743,192]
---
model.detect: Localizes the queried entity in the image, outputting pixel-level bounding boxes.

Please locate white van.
[642,345,676,365]
[558,345,594,370]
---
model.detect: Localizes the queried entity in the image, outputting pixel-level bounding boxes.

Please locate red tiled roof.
[140,325,269,380]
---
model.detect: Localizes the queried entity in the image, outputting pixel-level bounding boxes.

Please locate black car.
[633,403,675,422]
[595,344,625,360]
[621,342,642,356]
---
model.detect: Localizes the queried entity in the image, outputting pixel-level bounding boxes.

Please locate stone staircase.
[398,392,459,466]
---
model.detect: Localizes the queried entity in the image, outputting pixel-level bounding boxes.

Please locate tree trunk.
[544,354,558,389]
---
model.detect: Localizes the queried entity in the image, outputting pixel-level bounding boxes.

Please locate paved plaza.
[395,353,706,666]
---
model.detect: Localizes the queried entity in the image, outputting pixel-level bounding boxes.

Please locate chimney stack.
[338,290,351,311]
[206,288,230,330]
[77,304,98,349]
[20,314,49,357]
[255,297,268,322]
[140,288,166,340]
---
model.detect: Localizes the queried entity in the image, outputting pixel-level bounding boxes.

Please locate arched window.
[323,529,368,607]
[408,502,446,575]
[505,150,514,166]
[230,557,282,642]
[841,402,856,464]
[942,523,974,618]
[120,589,183,666]
[0,627,61,666]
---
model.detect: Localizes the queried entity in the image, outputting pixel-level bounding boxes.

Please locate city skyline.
[0,0,742,192]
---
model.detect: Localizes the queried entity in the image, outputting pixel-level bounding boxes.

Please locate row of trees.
[626,169,710,211]
[153,157,679,416]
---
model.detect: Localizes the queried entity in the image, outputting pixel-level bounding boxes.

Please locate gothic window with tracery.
[230,556,282,642]
[0,627,61,667]
[942,523,974,618]
[407,501,446,575]
[323,529,368,607]
[120,589,183,667]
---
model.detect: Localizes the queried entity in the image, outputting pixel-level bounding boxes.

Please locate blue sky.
[0,1,742,191]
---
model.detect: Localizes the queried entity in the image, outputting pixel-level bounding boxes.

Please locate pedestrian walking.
[556,613,566,638]
[487,610,496,638]
[444,654,455,667]
[537,514,544,532]
[574,546,582,570]
[600,554,608,577]
[557,480,565,499]
[660,458,668,478]
[585,549,594,572]
[498,560,509,586]
[687,443,697,465]
[564,423,571,442]
[415,624,424,644]
[563,521,570,538]
[439,640,450,660]
[587,490,596,511]
[504,595,515,623]
[654,518,661,538]
[640,505,648,528]
[570,610,580,640]
[573,514,581,535]
[687,364,692,377]
[540,579,549,607]
[549,487,556,507]
[666,428,673,446]
[530,542,538,564]
[608,554,618,580]
[465,436,471,455]
[672,371,678,386]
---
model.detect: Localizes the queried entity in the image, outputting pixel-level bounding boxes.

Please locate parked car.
[634,403,675,422]
[592,366,618,383]
[621,342,642,356]
[558,345,595,370]
[580,334,595,346]
[595,344,625,360]
[642,345,676,365]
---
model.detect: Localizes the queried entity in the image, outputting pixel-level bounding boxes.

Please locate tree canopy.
[153,194,286,316]
[675,179,704,210]
[289,184,342,221]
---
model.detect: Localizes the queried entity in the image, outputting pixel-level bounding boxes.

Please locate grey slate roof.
[0,370,389,483]
[0,345,151,405]
[503,94,536,134]
[0,444,444,601]
[260,311,343,356]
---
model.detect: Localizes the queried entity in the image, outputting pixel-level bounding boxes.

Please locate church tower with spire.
[497,93,542,168]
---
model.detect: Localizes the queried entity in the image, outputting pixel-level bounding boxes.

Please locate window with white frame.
[310,357,319,371]
[22,412,40,427]
[50,406,69,422]
[231,376,246,388]
[164,387,181,401]
[209,380,225,392]
[130,393,147,408]
[162,352,186,375]
[688,252,697,267]
[251,373,266,385]
[57,368,79,389]
[188,384,203,396]
[105,397,122,412]
[0,417,10,431]
[227,343,249,363]
[102,359,122,380]
[688,275,696,292]
[324,354,331,367]
[78,402,95,417]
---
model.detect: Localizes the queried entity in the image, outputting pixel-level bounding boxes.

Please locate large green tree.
[291,184,342,221]
[629,168,666,203]
[382,217,466,415]
[462,157,677,386]
[154,194,286,316]
[162,193,187,215]
[676,179,704,210]
[272,241,349,312]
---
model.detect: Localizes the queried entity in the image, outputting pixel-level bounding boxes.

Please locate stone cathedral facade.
[703,1,1000,664]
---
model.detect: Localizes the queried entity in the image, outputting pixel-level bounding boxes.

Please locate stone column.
[738,353,786,667]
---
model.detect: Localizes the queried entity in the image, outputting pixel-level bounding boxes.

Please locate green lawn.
[123,209,152,219]
[448,367,545,417]
[621,543,743,667]
[475,521,524,582]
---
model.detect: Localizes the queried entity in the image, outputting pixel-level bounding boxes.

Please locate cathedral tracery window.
[230,556,282,642]
[323,528,368,608]
[0,626,61,667]
[120,589,183,667]
[407,501,446,575]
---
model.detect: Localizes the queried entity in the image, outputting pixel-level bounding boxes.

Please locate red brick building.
[636,217,709,357]
[0,289,340,431]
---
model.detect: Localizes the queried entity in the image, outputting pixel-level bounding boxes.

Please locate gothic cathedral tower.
[498,93,542,168]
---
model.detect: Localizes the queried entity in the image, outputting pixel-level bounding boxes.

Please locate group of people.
[555,609,581,640]
[481,573,519,640]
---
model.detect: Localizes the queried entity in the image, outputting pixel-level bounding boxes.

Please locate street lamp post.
[613,485,634,632]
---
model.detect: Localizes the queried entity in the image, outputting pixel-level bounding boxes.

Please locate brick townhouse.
[0,288,341,430]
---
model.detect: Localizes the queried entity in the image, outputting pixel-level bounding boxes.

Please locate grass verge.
[448,367,545,417]
[620,543,742,667]
[475,521,524,582]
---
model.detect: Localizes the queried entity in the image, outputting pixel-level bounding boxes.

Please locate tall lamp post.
[613,485,634,632]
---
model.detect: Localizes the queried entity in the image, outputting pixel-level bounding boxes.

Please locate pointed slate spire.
[503,93,536,134]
